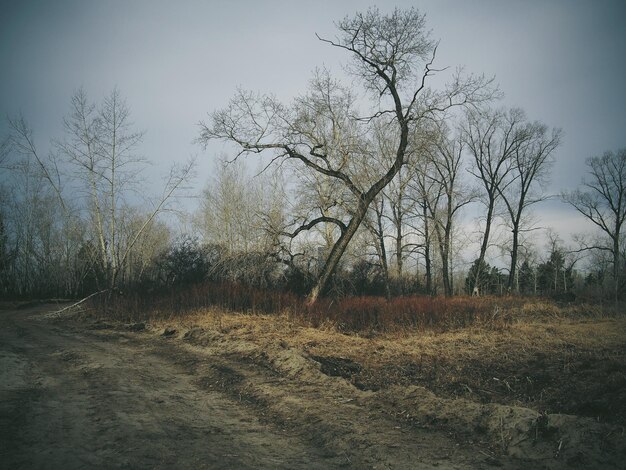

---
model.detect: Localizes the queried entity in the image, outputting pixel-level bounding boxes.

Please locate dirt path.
[1,304,347,469]
[1,304,619,469]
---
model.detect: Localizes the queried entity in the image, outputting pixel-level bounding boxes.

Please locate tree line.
[1,8,624,302]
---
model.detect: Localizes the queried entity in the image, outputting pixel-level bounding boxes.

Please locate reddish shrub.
[303,295,511,333]
[87,281,301,322]
[88,283,512,334]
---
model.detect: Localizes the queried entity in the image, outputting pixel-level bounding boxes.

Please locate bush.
[87,281,300,323]
[88,282,524,334]
[303,295,513,333]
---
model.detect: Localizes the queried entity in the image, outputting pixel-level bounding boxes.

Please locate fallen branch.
[44,290,109,318]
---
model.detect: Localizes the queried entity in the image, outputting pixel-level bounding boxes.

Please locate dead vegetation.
[125,301,625,425]
[78,291,626,467]
[84,288,626,427]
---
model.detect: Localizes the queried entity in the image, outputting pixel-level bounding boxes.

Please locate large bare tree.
[563,149,626,299]
[424,125,475,296]
[462,107,525,292]
[57,88,194,290]
[200,7,493,303]
[62,88,144,289]
[499,116,561,291]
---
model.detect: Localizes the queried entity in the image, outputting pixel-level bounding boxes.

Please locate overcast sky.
[2,0,625,249]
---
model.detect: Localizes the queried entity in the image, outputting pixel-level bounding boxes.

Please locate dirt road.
[1,304,619,469]
[1,304,346,469]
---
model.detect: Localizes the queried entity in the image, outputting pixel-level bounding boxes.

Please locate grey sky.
[2,0,625,243]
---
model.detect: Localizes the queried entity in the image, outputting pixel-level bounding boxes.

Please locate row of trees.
[198,8,567,301]
[0,89,193,297]
[1,8,624,302]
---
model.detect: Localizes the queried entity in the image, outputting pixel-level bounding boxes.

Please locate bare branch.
[281,216,347,239]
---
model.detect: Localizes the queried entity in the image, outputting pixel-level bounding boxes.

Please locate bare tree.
[499,116,561,291]
[117,207,171,286]
[2,90,193,296]
[386,166,418,286]
[407,165,436,294]
[3,117,82,296]
[6,116,66,209]
[462,107,525,291]
[58,88,194,290]
[360,192,392,297]
[200,7,494,303]
[563,149,626,299]
[367,122,421,285]
[404,121,444,296]
[290,154,352,257]
[196,158,260,254]
[360,121,407,297]
[425,126,475,296]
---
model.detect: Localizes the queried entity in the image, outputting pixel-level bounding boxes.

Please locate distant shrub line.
[88,282,298,320]
[87,281,525,333]
[304,295,513,332]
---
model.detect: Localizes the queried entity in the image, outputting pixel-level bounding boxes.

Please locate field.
[90,292,626,467]
[2,296,625,468]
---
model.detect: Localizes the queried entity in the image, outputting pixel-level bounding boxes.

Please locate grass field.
[87,289,626,427]
[71,290,626,467]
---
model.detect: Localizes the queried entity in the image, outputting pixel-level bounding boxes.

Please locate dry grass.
[87,280,612,334]
[141,297,626,426]
[83,285,626,426]
[302,295,515,332]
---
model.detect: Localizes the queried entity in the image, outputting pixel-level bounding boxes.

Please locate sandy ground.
[1,303,623,469]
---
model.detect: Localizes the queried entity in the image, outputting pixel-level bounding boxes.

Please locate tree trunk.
[441,248,451,296]
[474,196,495,291]
[613,234,620,302]
[396,223,403,280]
[434,223,452,297]
[424,246,432,295]
[375,210,391,299]
[306,200,369,304]
[423,204,433,295]
[379,238,391,299]
[507,221,520,292]
[442,202,454,296]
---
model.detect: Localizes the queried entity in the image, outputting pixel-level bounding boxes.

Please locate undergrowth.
[83,280,618,334]
[87,282,299,322]
[82,282,626,425]
[302,295,515,332]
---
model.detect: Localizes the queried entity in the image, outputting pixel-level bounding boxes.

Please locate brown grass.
[86,280,620,334]
[83,285,626,426]
[139,297,626,427]
[302,295,514,332]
